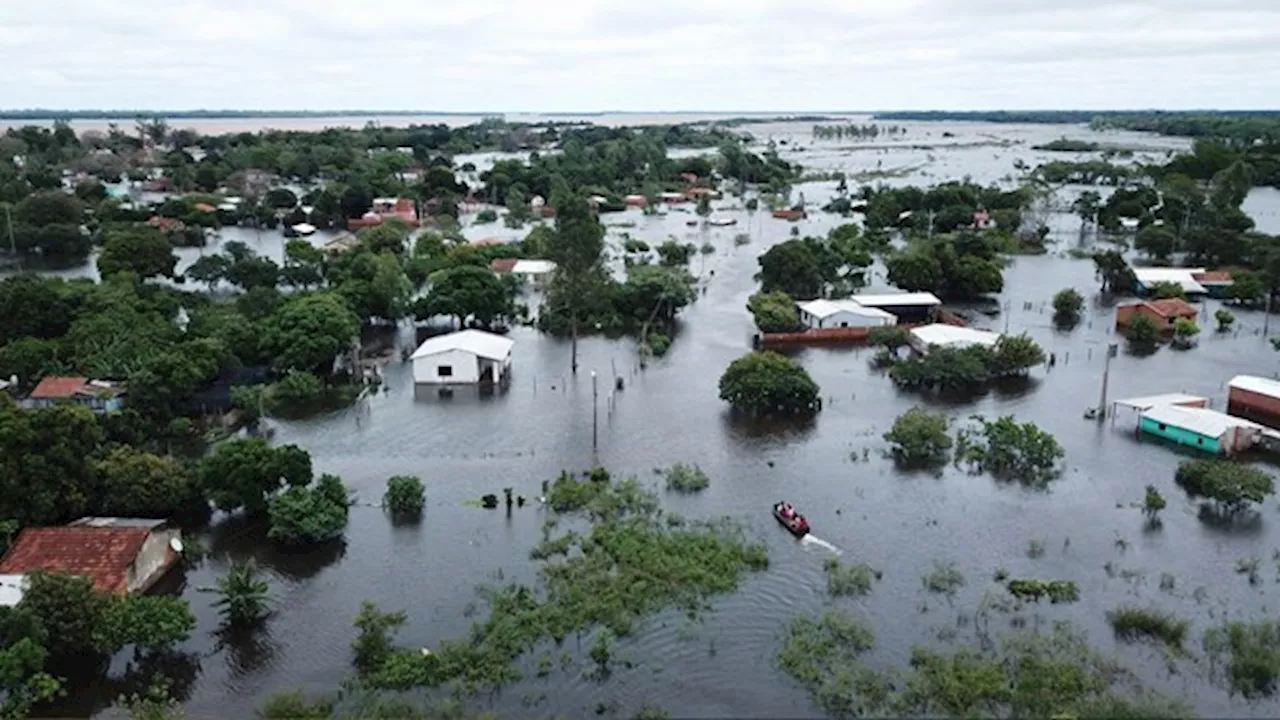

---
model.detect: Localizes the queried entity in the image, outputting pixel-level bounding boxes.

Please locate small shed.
[848,292,943,323]
[1228,375,1280,427]
[796,299,897,330]
[909,325,1002,354]
[410,330,514,385]
[1138,404,1265,455]
[1113,393,1208,415]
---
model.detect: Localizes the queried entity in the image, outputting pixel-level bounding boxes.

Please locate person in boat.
[779,503,794,519]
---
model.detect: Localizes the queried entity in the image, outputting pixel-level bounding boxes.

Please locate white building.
[1132,267,1207,295]
[410,330,515,385]
[796,299,897,329]
[909,325,1002,354]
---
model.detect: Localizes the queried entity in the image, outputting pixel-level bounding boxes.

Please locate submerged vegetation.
[351,469,768,694]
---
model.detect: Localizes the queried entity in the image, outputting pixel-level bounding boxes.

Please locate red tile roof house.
[0,520,182,605]
[1114,299,1200,332]
[21,376,126,413]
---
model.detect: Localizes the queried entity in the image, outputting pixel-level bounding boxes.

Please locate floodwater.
[27,116,1280,718]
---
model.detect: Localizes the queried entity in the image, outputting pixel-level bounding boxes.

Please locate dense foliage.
[883,408,953,467]
[268,473,350,546]
[957,415,1064,487]
[1175,459,1275,514]
[718,351,820,415]
[888,334,1045,391]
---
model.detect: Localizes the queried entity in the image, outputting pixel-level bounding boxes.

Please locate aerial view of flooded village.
[2,3,1280,719]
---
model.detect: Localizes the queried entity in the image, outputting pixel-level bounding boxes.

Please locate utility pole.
[1097,342,1118,420]
[591,370,599,459]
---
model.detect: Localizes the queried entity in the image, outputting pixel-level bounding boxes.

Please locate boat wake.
[801,534,842,555]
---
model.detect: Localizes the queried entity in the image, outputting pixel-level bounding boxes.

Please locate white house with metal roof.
[796,299,897,330]
[409,330,515,385]
[1132,267,1208,295]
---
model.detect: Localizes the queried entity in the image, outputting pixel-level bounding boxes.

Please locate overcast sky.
[1,0,1278,112]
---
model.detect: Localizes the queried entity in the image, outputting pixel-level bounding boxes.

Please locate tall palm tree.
[213,560,272,627]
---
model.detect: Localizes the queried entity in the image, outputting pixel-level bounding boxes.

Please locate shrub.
[957,415,1064,487]
[883,408,952,467]
[273,370,325,406]
[823,558,880,597]
[1203,620,1280,698]
[1052,288,1084,325]
[383,475,425,518]
[663,463,709,493]
[1215,308,1235,332]
[267,474,350,546]
[646,333,671,357]
[1125,314,1161,344]
[1006,579,1079,603]
[747,291,803,334]
[475,208,498,224]
[1175,459,1275,514]
[1108,606,1189,651]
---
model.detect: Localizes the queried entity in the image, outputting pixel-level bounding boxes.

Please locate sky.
[1,0,1278,112]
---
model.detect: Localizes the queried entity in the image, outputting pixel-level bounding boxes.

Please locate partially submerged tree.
[746,291,803,334]
[545,195,605,373]
[1125,314,1161,346]
[213,560,272,628]
[1215,308,1236,332]
[1175,459,1275,515]
[1143,485,1167,525]
[383,475,426,520]
[884,408,953,467]
[957,415,1064,488]
[1052,288,1084,327]
[267,474,350,546]
[718,351,820,415]
[1171,317,1200,348]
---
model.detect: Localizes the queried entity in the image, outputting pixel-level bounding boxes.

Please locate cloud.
[0,0,1276,110]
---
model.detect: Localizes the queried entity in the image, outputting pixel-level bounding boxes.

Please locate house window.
[437,365,453,378]
[1197,438,1203,445]
[1158,423,1167,430]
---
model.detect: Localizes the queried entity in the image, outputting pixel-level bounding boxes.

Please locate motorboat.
[772,501,810,538]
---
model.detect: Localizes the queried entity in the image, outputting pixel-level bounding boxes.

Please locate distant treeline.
[873,110,1280,143]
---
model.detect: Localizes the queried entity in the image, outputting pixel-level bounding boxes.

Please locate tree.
[94,446,197,518]
[273,370,325,407]
[886,251,944,294]
[0,609,60,718]
[989,334,1046,376]
[94,594,195,653]
[718,351,820,415]
[1226,271,1266,305]
[351,601,406,675]
[545,196,605,372]
[1147,281,1186,300]
[357,222,410,257]
[656,240,696,267]
[746,291,803,334]
[185,254,229,292]
[198,438,313,515]
[884,408,952,467]
[0,275,76,344]
[267,474,349,546]
[213,560,271,628]
[1052,288,1084,327]
[97,228,178,280]
[262,292,360,374]
[757,240,825,298]
[696,195,712,218]
[265,188,298,209]
[1134,225,1177,262]
[1071,190,1101,230]
[282,240,325,289]
[1216,308,1236,332]
[958,415,1064,488]
[1093,250,1136,293]
[1125,314,1161,345]
[414,265,512,328]
[868,325,912,350]
[1171,318,1200,348]
[225,255,280,292]
[383,476,425,520]
[1143,485,1166,522]
[18,571,106,658]
[1175,459,1275,514]
[0,400,104,525]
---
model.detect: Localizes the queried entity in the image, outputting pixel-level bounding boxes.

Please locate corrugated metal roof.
[849,292,943,307]
[512,260,556,275]
[1229,375,1280,400]
[797,299,896,319]
[1114,393,1207,411]
[1141,405,1264,439]
[1133,268,1208,294]
[410,330,514,362]
[910,325,1002,348]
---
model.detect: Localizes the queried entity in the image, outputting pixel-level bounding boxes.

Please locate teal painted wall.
[1139,416,1222,454]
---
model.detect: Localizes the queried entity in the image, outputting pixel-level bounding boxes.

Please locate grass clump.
[1204,619,1280,698]
[354,468,769,694]
[823,559,881,597]
[663,463,709,493]
[776,610,888,718]
[1005,579,1079,604]
[1107,606,1189,651]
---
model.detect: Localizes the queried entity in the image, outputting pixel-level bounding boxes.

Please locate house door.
[479,364,495,385]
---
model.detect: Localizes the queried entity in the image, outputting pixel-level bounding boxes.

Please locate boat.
[772,501,810,538]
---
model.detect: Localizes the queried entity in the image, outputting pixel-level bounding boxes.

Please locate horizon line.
[1,107,1278,118]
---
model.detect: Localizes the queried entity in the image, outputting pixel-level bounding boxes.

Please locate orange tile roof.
[1146,298,1198,318]
[29,376,88,399]
[1192,271,1232,282]
[0,527,151,594]
[490,259,518,273]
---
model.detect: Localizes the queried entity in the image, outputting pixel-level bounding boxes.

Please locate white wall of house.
[802,309,895,329]
[414,348,481,384]
[127,529,179,593]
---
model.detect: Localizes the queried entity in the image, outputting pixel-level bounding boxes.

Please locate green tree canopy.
[198,438,313,514]
[718,351,820,415]
[262,292,360,374]
[414,265,512,328]
[96,228,178,280]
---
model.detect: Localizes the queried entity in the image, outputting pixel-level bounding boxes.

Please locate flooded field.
[30,116,1280,718]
